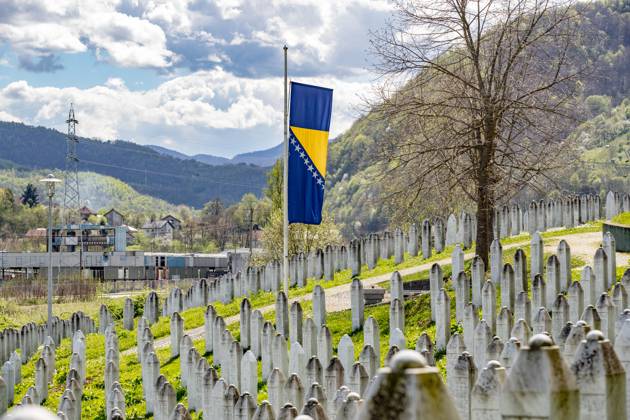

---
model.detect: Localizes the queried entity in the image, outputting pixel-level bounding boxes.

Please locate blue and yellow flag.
[288,82,333,225]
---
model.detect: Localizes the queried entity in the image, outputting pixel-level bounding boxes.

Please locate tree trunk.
[475,181,494,268]
[475,138,495,267]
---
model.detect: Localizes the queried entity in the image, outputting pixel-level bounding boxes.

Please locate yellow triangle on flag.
[290,126,329,177]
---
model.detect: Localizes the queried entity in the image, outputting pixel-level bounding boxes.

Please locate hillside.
[0,122,268,207]
[149,143,282,167]
[324,1,630,237]
[0,165,179,216]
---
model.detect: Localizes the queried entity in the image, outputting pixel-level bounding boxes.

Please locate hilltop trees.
[370,0,587,265]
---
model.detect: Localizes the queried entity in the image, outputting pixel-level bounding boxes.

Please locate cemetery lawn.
[7,220,623,418]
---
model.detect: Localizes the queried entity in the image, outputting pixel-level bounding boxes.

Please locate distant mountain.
[148,143,282,167]
[191,153,231,166]
[232,143,283,166]
[0,122,268,207]
[146,145,192,161]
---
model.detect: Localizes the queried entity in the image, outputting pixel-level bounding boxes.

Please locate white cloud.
[0,0,388,155]
[0,23,87,55]
[0,0,392,73]
[215,0,244,19]
[81,5,175,68]
[0,0,174,68]
[0,69,371,154]
[141,0,193,34]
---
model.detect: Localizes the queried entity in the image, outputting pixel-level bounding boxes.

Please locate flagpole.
[282,45,289,297]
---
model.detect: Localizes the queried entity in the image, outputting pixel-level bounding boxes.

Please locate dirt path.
[122,229,628,355]
[542,231,630,268]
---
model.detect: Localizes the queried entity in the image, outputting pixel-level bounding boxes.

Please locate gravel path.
[122,229,627,355]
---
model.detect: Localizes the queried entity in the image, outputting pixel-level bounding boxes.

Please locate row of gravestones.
[223,191,610,304]
[420,240,630,418]
[14,255,629,419]
[0,311,95,369]
[155,264,630,420]
[434,317,630,419]
[606,190,630,220]
[496,193,601,238]
[0,311,96,416]
[3,329,89,420]
[484,232,620,309]
[132,190,623,327]
[56,330,88,420]
[431,233,629,348]
[129,191,612,327]
[144,222,430,316]
[132,280,409,420]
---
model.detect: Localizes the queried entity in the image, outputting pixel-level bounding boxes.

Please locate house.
[25,228,47,239]
[160,214,182,230]
[105,209,125,227]
[25,228,47,248]
[142,220,175,242]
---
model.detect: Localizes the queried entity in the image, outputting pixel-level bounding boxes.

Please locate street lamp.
[40,174,61,338]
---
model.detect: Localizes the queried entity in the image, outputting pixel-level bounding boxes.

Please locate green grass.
[612,212,630,226]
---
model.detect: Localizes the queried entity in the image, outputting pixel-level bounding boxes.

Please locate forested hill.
[324,1,630,237]
[0,122,268,207]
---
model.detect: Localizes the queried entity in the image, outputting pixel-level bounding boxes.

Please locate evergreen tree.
[20,183,39,208]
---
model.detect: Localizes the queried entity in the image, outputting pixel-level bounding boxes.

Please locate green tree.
[265,160,283,210]
[585,95,612,117]
[260,209,343,262]
[202,198,224,222]
[258,159,343,263]
[231,193,272,230]
[20,183,39,208]
[370,0,586,265]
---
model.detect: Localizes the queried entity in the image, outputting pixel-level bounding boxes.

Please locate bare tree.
[370,0,588,265]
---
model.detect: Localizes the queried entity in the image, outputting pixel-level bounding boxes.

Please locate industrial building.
[0,250,237,281]
[51,223,128,252]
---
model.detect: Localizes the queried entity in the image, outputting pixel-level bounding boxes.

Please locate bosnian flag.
[287,82,333,225]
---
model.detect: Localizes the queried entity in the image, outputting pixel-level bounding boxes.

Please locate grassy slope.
[0,168,179,215]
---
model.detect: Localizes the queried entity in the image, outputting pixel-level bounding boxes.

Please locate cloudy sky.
[0,0,391,157]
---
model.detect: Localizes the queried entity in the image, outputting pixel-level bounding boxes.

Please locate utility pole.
[63,104,80,223]
[63,104,82,278]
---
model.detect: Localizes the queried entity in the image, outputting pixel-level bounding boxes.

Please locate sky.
[0,0,392,157]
